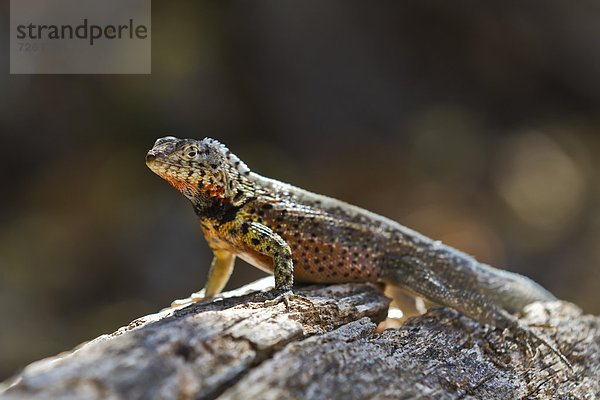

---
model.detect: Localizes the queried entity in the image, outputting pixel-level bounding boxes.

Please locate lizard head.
[146,136,252,203]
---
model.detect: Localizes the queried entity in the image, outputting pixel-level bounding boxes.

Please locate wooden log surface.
[0,277,598,400]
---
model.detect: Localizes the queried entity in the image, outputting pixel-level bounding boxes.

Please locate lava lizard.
[146,136,570,367]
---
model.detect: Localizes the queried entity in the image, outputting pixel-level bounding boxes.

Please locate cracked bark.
[0,277,598,400]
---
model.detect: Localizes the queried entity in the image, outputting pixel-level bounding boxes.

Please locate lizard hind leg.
[384,285,429,321]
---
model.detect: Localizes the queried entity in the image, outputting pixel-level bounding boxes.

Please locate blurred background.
[1,0,600,380]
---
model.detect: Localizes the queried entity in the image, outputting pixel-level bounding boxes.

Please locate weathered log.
[0,277,598,399]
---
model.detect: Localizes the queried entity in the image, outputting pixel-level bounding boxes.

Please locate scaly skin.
[145,136,571,368]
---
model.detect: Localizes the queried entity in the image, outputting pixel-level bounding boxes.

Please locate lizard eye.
[183,145,199,160]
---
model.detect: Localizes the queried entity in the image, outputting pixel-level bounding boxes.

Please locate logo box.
[10,0,151,74]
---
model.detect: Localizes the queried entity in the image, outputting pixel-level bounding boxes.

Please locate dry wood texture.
[1,278,598,400]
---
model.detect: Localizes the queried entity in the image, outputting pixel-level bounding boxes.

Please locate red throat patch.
[164,175,197,195]
[163,174,226,199]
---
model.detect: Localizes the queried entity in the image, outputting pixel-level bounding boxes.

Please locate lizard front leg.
[171,249,235,307]
[172,219,297,308]
[236,221,294,292]
[204,249,236,297]
[234,220,313,309]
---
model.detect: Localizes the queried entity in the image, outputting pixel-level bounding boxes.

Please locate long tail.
[473,263,557,313]
[384,237,557,315]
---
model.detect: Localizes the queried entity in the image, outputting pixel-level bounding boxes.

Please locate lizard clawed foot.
[511,322,572,370]
[170,289,210,308]
[263,289,316,312]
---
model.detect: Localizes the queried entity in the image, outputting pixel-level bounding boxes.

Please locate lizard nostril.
[146,152,156,163]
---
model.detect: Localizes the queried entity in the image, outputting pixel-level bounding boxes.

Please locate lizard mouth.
[145,152,157,163]
[145,149,160,167]
[145,151,183,175]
